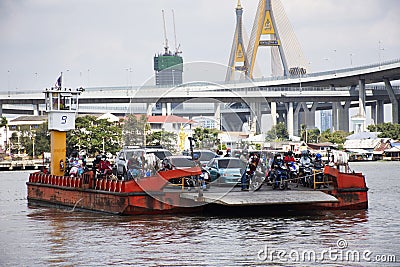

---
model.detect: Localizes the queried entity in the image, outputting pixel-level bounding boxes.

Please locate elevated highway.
[1,59,400,135]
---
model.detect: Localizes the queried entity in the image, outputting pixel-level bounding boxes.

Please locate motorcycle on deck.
[300,163,314,187]
[249,165,266,191]
[288,161,298,185]
[272,163,289,190]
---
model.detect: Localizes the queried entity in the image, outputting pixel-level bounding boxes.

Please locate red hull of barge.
[27,169,202,215]
[317,165,368,210]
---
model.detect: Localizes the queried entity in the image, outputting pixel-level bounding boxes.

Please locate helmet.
[316,153,322,159]
[288,151,293,156]
[302,150,308,157]
[193,153,199,160]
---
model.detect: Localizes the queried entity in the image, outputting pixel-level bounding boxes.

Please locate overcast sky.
[0,0,399,92]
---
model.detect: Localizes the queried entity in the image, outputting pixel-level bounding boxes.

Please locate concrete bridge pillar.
[161,103,172,116]
[167,103,172,115]
[384,78,399,124]
[214,103,221,130]
[294,103,302,136]
[293,102,317,135]
[33,103,40,116]
[307,102,318,128]
[376,100,385,124]
[338,101,350,132]
[371,102,376,125]
[370,101,376,124]
[358,79,366,118]
[287,102,294,138]
[329,85,338,132]
[146,103,153,116]
[161,103,167,116]
[270,102,277,126]
[332,102,338,132]
[298,102,317,129]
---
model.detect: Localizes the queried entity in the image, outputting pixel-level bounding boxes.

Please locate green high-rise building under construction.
[153,51,183,86]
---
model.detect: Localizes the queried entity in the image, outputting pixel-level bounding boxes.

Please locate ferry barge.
[26,85,368,215]
[27,163,368,215]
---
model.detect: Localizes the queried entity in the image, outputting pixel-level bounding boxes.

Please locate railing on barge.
[28,172,127,192]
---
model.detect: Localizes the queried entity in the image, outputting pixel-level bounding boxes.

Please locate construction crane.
[172,9,181,55]
[162,9,169,55]
[154,9,184,86]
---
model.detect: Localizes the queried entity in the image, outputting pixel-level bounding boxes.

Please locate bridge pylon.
[226,0,249,81]
[246,0,309,79]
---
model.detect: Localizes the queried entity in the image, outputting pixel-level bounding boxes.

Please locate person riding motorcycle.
[284,151,297,182]
[270,153,289,189]
[269,153,284,181]
[271,153,284,169]
[314,153,323,167]
[299,150,311,166]
[241,152,260,191]
[92,154,103,178]
[284,151,296,163]
[99,154,113,178]
[299,150,312,186]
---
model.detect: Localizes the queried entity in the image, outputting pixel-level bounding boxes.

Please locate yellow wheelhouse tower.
[44,76,83,176]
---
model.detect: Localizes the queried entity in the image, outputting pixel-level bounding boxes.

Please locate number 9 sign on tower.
[48,111,76,131]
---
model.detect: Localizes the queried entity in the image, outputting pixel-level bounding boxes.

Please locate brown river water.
[0,161,399,266]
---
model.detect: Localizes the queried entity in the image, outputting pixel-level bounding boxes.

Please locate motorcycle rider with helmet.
[269,153,289,189]
[284,151,297,184]
[241,152,260,191]
[299,150,312,186]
